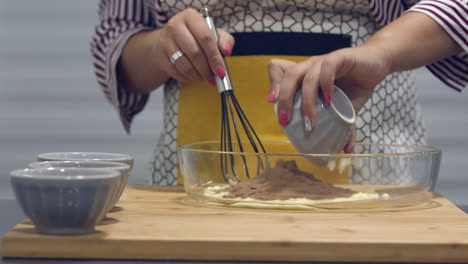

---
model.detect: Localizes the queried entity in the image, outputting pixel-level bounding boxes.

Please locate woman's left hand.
[267,46,391,153]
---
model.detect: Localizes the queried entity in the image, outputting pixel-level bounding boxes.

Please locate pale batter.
[204,185,389,210]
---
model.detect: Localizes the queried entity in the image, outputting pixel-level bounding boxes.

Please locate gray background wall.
[1,0,466,206]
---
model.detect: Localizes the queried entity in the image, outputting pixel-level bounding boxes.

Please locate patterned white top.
[91,0,467,185]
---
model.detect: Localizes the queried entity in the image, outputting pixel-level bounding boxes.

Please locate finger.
[184,12,226,79]
[319,55,342,106]
[171,50,200,82]
[276,63,308,126]
[301,63,321,133]
[217,29,235,56]
[164,15,205,81]
[267,59,295,103]
[159,49,190,82]
[170,21,211,81]
[344,125,356,154]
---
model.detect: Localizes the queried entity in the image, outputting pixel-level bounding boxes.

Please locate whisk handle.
[201,7,233,93]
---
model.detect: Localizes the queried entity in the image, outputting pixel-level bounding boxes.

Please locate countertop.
[1,195,467,264]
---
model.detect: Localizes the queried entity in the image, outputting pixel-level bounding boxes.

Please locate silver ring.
[169,50,184,64]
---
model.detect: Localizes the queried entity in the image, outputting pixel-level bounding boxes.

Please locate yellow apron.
[177,55,349,184]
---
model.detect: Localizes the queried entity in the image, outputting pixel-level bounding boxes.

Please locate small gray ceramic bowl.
[278,86,356,166]
[28,161,131,209]
[10,167,119,235]
[36,152,134,168]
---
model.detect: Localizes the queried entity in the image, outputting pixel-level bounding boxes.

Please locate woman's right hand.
[153,8,235,83]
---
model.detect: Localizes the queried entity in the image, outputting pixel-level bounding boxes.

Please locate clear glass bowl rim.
[178,141,441,158]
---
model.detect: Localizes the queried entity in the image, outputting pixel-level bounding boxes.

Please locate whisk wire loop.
[220,96,236,184]
[203,7,268,184]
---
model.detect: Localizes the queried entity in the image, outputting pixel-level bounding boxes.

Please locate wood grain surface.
[2,185,468,263]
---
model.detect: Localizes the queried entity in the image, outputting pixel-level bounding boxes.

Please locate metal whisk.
[201,7,267,184]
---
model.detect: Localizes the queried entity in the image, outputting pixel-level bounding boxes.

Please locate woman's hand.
[154,8,234,83]
[267,46,391,153]
[267,10,463,153]
[118,8,234,93]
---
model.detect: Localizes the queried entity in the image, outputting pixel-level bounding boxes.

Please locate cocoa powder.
[218,160,355,200]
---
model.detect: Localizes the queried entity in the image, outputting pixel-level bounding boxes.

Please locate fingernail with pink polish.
[224,43,232,56]
[215,65,225,78]
[323,94,331,105]
[208,79,216,86]
[268,91,276,103]
[344,145,354,154]
[278,111,289,126]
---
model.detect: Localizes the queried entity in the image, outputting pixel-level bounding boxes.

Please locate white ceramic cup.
[278,86,356,166]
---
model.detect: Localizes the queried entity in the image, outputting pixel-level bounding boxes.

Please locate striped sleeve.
[408,0,467,91]
[90,0,157,133]
[368,0,406,27]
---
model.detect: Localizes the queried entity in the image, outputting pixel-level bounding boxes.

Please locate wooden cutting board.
[3,185,468,263]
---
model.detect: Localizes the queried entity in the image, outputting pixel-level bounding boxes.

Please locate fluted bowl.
[10,167,120,235]
[36,152,134,168]
[280,86,356,166]
[28,161,131,209]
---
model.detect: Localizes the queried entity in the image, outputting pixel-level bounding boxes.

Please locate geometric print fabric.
[149,0,427,185]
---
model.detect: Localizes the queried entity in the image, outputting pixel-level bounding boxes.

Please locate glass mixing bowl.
[178,141,441,210]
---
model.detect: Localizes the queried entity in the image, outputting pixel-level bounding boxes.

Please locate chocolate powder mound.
[217,160,356,201]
